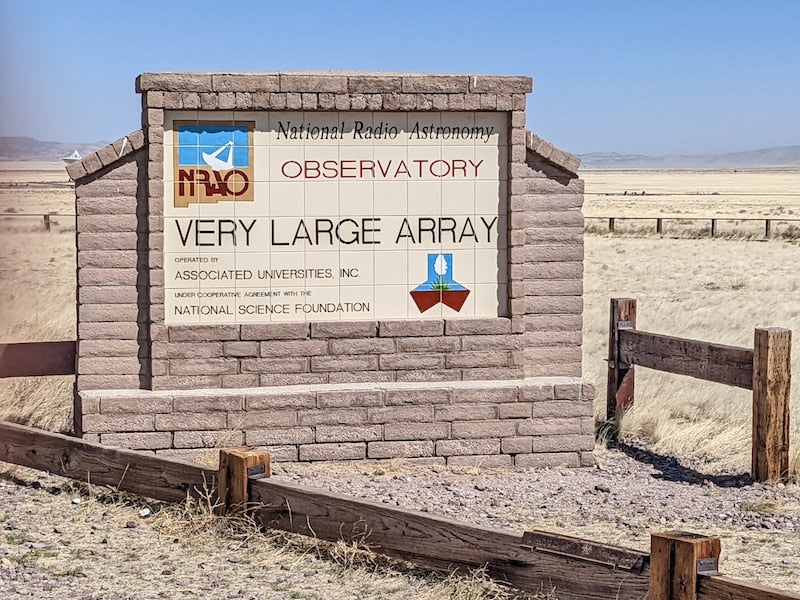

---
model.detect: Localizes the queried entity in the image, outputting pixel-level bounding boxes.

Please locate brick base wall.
[150,319,525,391]
[80,378,595,467]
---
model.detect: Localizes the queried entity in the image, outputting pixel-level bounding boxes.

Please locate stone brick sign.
[68,72,593,467]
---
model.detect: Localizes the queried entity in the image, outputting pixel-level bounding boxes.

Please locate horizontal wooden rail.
[0,212,77,217]
[0,212,75,231]
[618,329,754,389]
[249,477,649,600]
[0,182,73,189]
[698,575,800,600]
[0,422,650,598]
[586,192,800,197]
[586,216,800,240]
[586,216,800,221]
[584,215,800,239]
[607,298,792,482]
[0,340,76,377]
[0,421,216,502]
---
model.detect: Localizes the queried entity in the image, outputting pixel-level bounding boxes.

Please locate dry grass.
[129,475,527,599]
[581,168,800,218]
[1,463,531,599]
[0,163,75,432]
[583,169,800,477]
[155,486,526,599]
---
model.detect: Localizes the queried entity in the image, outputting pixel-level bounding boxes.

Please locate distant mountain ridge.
[0,136,108,161]
[579,145,800,169]
[2,135,799,169]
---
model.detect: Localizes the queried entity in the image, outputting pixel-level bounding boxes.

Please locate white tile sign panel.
[163,111,508,324]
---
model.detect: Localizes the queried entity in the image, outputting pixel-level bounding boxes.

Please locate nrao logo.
[173,122,254,208]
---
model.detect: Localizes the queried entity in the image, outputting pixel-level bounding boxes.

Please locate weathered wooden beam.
[650,531,720,600]
[0,420,216,502]
[0,341,76,378]
[521,530,647,571]
[656,218,663,234]
[249,477,650,600]
[752,328,792,483]
[618,329,754,389]
[217,448,270,515]
[607,298,636,434]
[698,574,800,599]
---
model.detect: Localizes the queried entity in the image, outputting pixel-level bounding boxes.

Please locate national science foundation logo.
[173,122,255,208]
[410,253,470,313]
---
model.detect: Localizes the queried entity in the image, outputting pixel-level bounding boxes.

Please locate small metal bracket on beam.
[615,321,634,369]
[697,557,720,576]
[520,531,648,572]
[247,463,267,477]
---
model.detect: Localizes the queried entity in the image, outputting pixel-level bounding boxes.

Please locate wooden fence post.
[656,218,663,234]
[711,218,718,237]
[43,214,51,232]
[752,327,792,482]
[217,448,271,515]
[608,217,615,232]
[765,219,772,239]
[607,298,637,437]
[650,531,721,600]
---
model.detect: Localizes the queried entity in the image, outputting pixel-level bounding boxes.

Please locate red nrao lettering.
[177,168,250,197]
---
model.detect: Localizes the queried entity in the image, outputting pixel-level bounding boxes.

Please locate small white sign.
[163,111,508,324]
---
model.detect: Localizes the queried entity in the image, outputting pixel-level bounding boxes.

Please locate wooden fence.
[607,298,792,482]
[0,340,76,377]
[0,212,75,231]
[587,216,800,239]
[1,420,798,600]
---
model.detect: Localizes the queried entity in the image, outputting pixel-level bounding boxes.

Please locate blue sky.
[1,0,798,155]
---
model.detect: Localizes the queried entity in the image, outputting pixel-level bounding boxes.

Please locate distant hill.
[0,136,108,161]
[579,145,800,169]
[3,135,799,169]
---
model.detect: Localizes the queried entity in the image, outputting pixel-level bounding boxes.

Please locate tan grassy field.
[582,169,800,240]
[582,168,800,218]
[582,168,800,476]
[583,235,800,472]
[0,165,799,477]
[0,162,75,431]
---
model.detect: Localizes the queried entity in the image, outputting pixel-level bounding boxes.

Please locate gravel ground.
[2,443,799,598]
[279,441,800,593]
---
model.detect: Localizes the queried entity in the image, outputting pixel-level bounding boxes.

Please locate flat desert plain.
[582,168,800,217]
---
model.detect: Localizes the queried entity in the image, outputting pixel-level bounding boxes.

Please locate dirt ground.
[0,464,517,600]
[2,445,799,598]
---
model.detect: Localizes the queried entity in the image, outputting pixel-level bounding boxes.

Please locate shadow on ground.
[610,440,752,488]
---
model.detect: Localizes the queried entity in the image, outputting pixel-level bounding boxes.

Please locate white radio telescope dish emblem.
[202,140,235,172]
